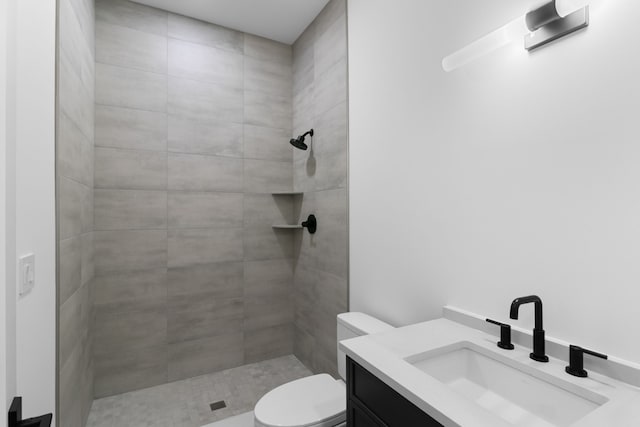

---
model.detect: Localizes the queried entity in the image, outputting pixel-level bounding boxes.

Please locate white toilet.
[253,312,394,427]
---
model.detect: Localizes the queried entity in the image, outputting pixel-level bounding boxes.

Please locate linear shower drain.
[209,400,227,411]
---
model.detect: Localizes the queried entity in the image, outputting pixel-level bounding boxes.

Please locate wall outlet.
[18,254,35,297]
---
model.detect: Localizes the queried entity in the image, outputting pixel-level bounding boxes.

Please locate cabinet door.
[347,357,443,427]
[349,403,383,427]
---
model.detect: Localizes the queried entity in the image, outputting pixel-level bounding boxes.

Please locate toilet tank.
[337,312,393,380]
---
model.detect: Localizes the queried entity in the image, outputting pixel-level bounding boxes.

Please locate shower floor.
[86,355,312,427]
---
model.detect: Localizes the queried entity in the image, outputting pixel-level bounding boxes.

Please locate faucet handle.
[565,345,608,378]
[486,319,515,350]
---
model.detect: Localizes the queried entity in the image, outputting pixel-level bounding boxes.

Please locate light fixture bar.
[524,6,589,51]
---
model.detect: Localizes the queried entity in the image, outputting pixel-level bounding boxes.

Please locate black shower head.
[290,129,314,151]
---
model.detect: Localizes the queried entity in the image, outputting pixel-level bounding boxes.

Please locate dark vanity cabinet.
[346,357,443,427]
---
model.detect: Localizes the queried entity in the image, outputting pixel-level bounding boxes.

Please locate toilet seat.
[254,374,346,427]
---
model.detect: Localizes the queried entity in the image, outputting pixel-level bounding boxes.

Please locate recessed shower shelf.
[272,224,303,229]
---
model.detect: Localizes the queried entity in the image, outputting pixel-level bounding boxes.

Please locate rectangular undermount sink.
[405,342,608,427]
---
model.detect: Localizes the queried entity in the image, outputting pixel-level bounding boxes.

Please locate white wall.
[14,0,57,422]
[349,0,640,364]
[0,0,57,423]
[1,0,19,423]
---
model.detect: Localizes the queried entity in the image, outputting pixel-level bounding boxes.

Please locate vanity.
[340,306,640,427]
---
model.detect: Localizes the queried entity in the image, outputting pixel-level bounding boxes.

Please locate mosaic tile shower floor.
[86,355,312,427]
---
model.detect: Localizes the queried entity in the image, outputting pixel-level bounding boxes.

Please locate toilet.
[253,313,394,427]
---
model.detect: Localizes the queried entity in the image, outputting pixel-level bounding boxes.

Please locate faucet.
[510,295,549,362]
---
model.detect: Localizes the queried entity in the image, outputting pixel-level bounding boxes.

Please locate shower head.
[290,129,314,150]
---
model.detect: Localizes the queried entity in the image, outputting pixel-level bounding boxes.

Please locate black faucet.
[510,295,549,362]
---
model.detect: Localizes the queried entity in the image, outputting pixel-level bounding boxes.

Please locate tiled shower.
[56,0,348,425]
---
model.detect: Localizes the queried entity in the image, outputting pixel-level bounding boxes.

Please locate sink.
[405,342,608,427]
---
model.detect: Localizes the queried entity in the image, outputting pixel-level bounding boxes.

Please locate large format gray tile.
[95,147,167,190]
[167,295,243,343]
[244,259,293,297]
[168,115,242,157]
[244,324,293,364]
[314,0,346,37]
[167,333,244,382]
[292,23,315,94]
[167,262,243,298]
[94,299,167,355]
[94,189,167,230]
[168,14,244,53]
[95,106,167,151]
[65,0,95,50]
[168,153,243,192]
[96,21,167,73]
[96,63,167,112]
[59,177,84,240]
[94,345,168,398]
[59,0,95,101]
[313,58,347,117]
[59,112,92,186]
[244,57,292,97]
[243,226,294,261]
[314,189,348,279]
[96,0,168,36]
[94,230,167,274]
[314,101,348,191]
[314,14,347,79]
[244,90,292,131]
[244,293,293,331]
[59,53,94,140]
[243,194,295,227]
[168,192,243,229]
[168,77,242,123]
[94,268,168,305]
[244,125,292,162]
[80,232,94,286]
[168,228,243,268]
[244,34,291,64]
[168,39,243,88]
[60,237,82,306]
[244,159,292,193]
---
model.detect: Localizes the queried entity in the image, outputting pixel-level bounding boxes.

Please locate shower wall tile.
[95,105,167,151]
[168,115,242,157]
[291,0,348,376]
[94,0,297,397]
[167,296,243,343]
[244,125,292,162]
[58,0,94,422]
[96,63,167,112]
[244,324,293,364]
[168,14,244,53]
[95,148,167,190]
[168,192,243,229]
[167,153,243,192]
[94,230,167,274]
[168,39,243,88]
[94,189,167,230]
[60,237,82,305]
[167,228,243,268]
[168,77,243,123]
[96,0,167,36]
[94,268,168,305]
[314,14,347,78]
[167,262,244,298]
[244,159,293,193]
[244,90,292,130]
[313,59,347,117]
[167,333,244,382]
[244,34,292,64]
[244,57,292,97]
[96,21,167,73]
[94,346,168,398]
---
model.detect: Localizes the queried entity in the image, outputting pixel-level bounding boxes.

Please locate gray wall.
[292,0,348,377]
[57,0,95,424]
[93,0,295,397]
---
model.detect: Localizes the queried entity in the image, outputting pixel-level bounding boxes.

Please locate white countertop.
[339,317,640,427]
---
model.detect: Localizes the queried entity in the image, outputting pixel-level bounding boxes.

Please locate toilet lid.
[254,374,346,427]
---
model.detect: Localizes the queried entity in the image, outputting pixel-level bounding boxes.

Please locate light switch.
[18,253,35,297]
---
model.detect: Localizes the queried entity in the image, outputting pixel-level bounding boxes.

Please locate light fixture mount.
[524,0,589,51]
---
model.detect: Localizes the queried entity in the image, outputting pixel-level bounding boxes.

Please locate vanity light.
[442,0,589,72]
